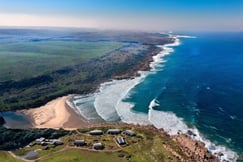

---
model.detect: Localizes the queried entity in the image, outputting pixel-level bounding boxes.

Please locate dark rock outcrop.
[0,116,5,125]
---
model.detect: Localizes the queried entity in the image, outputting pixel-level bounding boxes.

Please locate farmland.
[0,41,124,81]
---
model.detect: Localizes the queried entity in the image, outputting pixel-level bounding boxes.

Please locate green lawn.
[0,152,23,162]
[13,144,65,158]
[37,149,128,162]
[0,41,124,81]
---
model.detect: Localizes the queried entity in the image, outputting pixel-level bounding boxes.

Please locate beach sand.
[22,95,90,129]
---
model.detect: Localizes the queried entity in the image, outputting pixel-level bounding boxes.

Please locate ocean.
[73,32,243,161]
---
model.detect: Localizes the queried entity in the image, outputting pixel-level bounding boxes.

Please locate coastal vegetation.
[0,116,5,125]
[0,127,69,150]
[0,29,172,112]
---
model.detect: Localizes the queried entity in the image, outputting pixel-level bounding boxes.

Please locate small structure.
[74,140,86,147]
[43,146,50,150]
[124,130,136,136]
[35,137,45,143]
[29,143,36,147]
[93,143,104,150]
[40,142,48,146]
[116,137,126,145]
[89,130,103,135]
[52,139,64,146]
[107,129,121,135]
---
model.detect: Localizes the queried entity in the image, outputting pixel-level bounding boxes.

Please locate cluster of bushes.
[0,127,69,150]
[0,116,4,125]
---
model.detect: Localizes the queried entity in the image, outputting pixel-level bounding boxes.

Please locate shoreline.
[62,98,95,129]
[20,95,83,129]
[2,35,237,161]
[19,95,104,130]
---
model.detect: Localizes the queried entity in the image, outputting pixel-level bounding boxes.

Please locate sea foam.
[72,94,102,121]
[93,71,151,124]
[148,99,188,135]
[148,99,238,161]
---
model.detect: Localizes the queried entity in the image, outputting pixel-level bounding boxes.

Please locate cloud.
[0,13,98,28]
[0,13,241,31]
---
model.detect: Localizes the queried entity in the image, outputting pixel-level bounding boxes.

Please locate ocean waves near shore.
[72,37,177,124]
[72,35,239,161]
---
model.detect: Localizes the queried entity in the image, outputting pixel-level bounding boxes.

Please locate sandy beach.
[22,95,90,129]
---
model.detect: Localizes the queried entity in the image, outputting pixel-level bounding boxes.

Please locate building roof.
[89,130,103,134]
[36,137,45,142]
[52,139,63,145]
[93,142,103,146]
[107,129,121,134]
[93,142,104,149]
[107,129,121,132]
[74,140,85,143]
[74,140,86,146]
[116,137,126,145]
[124,130,135,136]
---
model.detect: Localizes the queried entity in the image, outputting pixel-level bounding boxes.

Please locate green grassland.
[0,152,23,162]
[0,41,124,81]
[37,149,127,162]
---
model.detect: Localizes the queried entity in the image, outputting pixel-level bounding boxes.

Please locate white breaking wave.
[93,72,151,124]
[150,47,172,71]
[176,35,197,39]
[72,94,101,121]
[93,80,123,121]
[148,99,188,135]
[114,76,151,125]
[148,99,238,162]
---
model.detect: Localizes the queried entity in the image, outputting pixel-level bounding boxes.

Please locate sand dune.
[22,95,88,129]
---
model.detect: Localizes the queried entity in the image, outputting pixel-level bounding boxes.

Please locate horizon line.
[0,25,242,33]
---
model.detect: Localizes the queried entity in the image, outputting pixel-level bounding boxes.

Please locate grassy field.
[13,144,65,158]
[0,41,124,81]
[0,152,23,162]
[37,149,127,162]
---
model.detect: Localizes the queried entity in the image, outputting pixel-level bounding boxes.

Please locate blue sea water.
[123,32,243,160]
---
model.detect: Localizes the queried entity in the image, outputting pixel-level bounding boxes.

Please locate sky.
[0,0,242,31]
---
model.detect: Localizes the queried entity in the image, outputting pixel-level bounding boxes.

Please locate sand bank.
[22,95,89,129]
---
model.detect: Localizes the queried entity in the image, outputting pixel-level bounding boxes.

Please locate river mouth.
[1,111,32,129]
